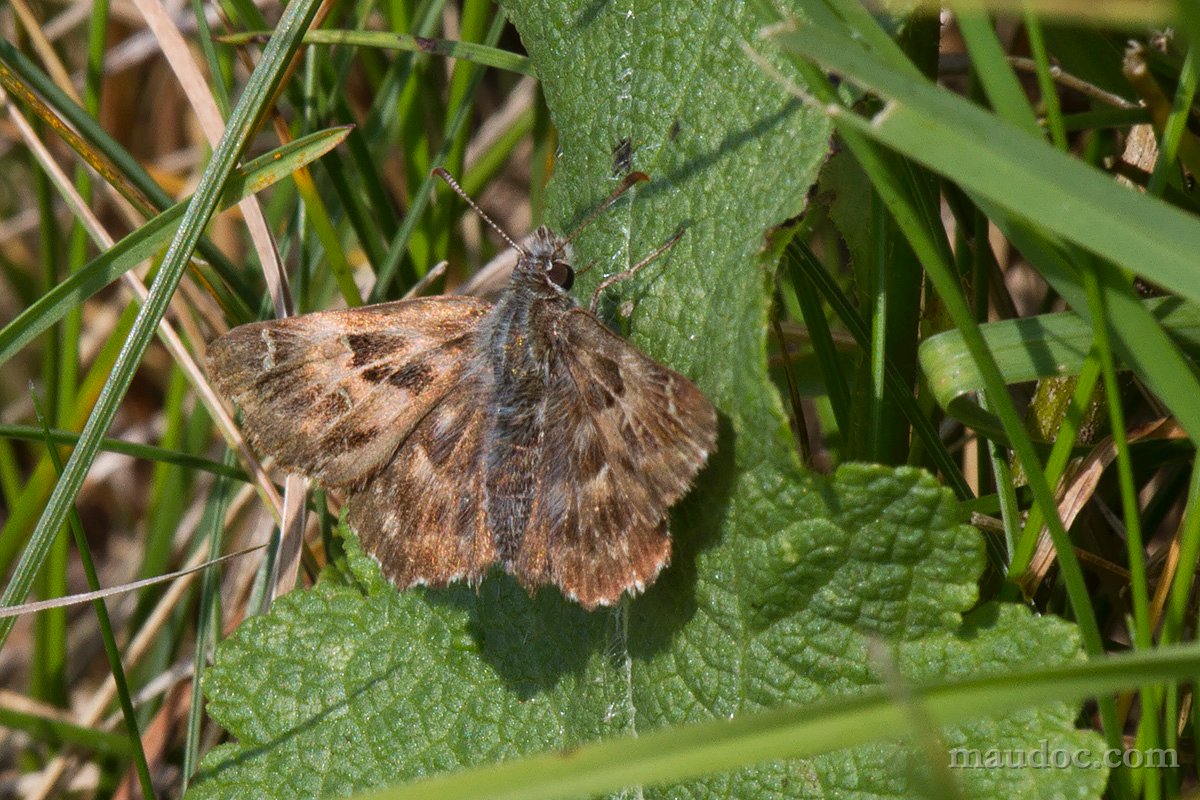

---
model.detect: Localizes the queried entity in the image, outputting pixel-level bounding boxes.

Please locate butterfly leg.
[588,227,686,313]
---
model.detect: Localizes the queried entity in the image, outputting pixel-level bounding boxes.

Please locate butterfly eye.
[548,260,575,290]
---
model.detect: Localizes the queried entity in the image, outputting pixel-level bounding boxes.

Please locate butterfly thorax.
[480,227,576,561]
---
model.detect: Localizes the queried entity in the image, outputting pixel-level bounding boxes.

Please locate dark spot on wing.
[575,435,605,480]
[668,118,681,140]
[582,380,617,410]
[593,355,625,397]
[452,492,476,532]
[318,390,352,420]
[299,386,323,408]
[424,430,459,465]
[424,411,468,463]
[389,362,435,394]
[280,385,321,414]
[348,333,403,368]
[440,332,474,358]
[362,365,390,384]
[620,421,641,454]
[332,426,379,451]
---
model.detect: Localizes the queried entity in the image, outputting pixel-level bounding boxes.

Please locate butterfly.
[207,170,717,609]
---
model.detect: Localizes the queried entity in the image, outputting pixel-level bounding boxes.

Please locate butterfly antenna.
[556,171,650,256]
[432,167,524,253]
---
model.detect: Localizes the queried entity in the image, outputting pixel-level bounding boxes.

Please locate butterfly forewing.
[207,297,490,488]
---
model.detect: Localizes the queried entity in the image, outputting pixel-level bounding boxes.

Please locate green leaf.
[920,296,1200,439]
[189,3,1102,798]
[192,468,1104,800]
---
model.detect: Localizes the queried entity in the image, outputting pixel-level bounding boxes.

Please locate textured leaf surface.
[190,2,1104,798]
[192,469,1102,799]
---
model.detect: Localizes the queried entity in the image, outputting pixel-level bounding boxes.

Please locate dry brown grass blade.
[128,0,291,310]
[268,477,309,599]
[0,85,285,522]
[917,0,1173,25]
[0,545,265,618]
[1020,419,1187,596]
[8,0,80,104]
[404,260,449,299]
[130,0,317,599]
[21,535,249,800]
[113,680,191,799]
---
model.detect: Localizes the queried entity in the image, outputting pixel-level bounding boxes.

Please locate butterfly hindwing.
[348,381,497,589]
[207,296,491,488]
[512,308,717,608]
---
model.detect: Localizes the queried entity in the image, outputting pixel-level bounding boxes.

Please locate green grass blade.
[30,124,68,710]
[0,304,137,575]
[461,103,535,196]
[368,9,505,301]
[290,154,363,307]
[0,0,326,652]
[781,241,852,437]
[919,296,1200,436]
[0,425,247,481]
[753,9,1123,762]
[1023,11,1067,149]
[0,126,349,368]
[0,39,255,306]
[31,395,154,799]
[351,643,1200,800]
[785,239,971,498]
[955,12,1040,133]
[930,0,1173,24]
[0,703,132,756]
[768,20,1200,442]
[182,451,237,791]
[767,21,1200,307]
[219,29,534,76]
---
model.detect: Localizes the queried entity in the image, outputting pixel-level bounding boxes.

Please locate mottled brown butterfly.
[207,170,716,608]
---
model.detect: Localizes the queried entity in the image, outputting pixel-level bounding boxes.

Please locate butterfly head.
[521,226,575,292]
[432,167,647,300]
